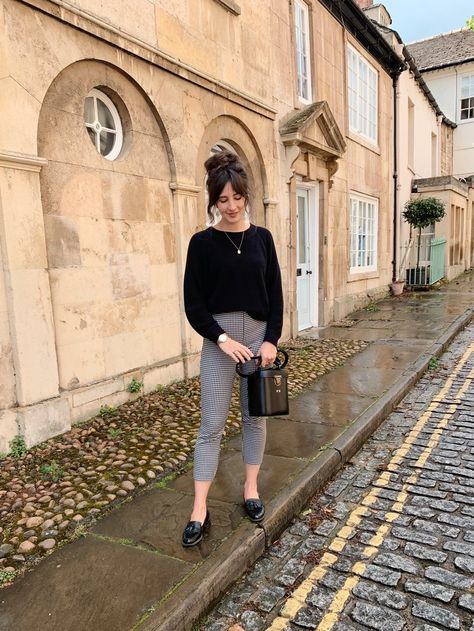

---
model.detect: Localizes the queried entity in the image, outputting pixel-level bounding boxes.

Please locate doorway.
[296,183,319,330]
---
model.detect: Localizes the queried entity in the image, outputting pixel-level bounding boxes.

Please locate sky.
[382,0,473,43]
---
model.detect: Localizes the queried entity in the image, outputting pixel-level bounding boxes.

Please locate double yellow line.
[268,342,474,631]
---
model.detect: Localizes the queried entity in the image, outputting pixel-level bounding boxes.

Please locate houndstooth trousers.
[194,311,267,481]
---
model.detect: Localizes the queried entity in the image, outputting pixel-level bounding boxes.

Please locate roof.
[319,0,404,75]
[372,22,456,128]
[407,28,474,72]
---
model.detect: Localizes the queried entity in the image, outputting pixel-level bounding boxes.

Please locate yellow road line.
[314,356,474,631]
[266,343,474,631]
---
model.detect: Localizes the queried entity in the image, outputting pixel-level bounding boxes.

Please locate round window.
[84,88,123,160]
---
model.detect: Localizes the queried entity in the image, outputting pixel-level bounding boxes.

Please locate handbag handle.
[236,348,288,377]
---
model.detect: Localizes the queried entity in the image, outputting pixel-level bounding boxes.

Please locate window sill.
[347,270,379,283]
[214,0,241,15]
[347,131,381,156]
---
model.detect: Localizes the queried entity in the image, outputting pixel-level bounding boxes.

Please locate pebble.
[18,541,35,554]
[120,481,135,491]
[25,516,44,529]
[38,539,56,551]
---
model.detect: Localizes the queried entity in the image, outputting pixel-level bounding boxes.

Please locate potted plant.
[402,196,446,286]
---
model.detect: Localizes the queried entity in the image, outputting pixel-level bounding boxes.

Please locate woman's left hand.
[258,341,277,368]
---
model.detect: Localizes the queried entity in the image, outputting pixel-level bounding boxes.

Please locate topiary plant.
[403,197,446,270]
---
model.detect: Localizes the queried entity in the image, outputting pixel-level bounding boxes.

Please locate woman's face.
[215,182,247,229]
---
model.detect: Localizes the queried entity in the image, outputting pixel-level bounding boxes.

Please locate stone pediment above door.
[279,101,346,160]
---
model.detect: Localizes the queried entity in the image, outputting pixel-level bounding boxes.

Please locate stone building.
[0,0,426,450]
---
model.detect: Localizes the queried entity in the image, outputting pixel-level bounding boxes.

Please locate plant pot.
[391,280,405,296]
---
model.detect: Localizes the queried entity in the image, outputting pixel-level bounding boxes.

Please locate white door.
[296,185,318,330]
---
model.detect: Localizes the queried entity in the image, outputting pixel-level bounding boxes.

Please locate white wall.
[422,62,474,178]
[397,66,443,262]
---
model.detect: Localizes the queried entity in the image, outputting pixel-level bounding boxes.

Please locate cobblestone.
[351,579,408,610]
[350,601,405,631]
[459,594,474,613]
[412,599,460,630]
[373,552,421,574]
[404,579,455,603]
[424,566,474,589]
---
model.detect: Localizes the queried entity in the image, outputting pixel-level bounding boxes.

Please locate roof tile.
[407,29,474,71]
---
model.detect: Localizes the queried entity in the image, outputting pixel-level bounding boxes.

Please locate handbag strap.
[236,348,288,377]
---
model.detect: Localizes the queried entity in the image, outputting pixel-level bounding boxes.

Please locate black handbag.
[236,349,289,416]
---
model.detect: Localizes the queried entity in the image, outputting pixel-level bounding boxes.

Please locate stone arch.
[38,59,181,390]
[195,115,268,227]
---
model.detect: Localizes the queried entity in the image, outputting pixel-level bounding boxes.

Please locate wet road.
[202,321,474,631]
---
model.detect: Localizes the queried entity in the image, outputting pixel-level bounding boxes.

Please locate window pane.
[348,46,378,142]
[297,195,307,265]
[97,99,116,130]
[86,126,96,145]
[84,97,95,124]
[100,130,116,156]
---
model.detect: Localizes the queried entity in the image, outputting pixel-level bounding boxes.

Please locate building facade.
[408,29,474,180]
[0,0,423,450]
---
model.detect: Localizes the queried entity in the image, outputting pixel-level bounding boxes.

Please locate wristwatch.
[217,333,228,345]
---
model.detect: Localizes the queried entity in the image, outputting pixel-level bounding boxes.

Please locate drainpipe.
[392,72,399,283]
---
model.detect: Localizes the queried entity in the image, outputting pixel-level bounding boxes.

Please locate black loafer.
[244,498,265,523]
[182,511,210,547]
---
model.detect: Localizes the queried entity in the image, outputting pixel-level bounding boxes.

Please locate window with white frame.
[460,74,474,120]
[294,0,312,102]
[84,88,123,160]
[350,194,378,273]
[347,45,378,144]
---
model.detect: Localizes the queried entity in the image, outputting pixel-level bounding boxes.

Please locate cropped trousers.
[193,311,267,481]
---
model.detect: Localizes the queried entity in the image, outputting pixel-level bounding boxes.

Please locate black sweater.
[183,225,283,345]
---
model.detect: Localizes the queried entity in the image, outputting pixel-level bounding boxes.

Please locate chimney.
[354,0,374,8]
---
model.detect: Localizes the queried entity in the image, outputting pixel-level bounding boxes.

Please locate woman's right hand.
[218,337,253,363]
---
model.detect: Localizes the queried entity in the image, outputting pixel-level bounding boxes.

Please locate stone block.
[103,329,155,376]
[7,268,59,405]
[143,360,185,394]
[56,337,106,390]
[184,352,201,379]
[0,409,19,454]
[17,397,70,448]
[0,168,48,269]
[43,215,81,268]
[0,77,40,154]
[72,377,124,408]
[48,267,113,307]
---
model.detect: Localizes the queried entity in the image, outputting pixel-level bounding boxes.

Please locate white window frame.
[294,0,312,103]
[349,193,378,274]
[459,72,474,122]
[347,44,378,145]
[84,88,123,160]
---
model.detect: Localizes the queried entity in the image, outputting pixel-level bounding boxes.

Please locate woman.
[182,150,283,547]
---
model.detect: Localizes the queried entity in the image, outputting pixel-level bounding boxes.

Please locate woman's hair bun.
[204,150,240,175]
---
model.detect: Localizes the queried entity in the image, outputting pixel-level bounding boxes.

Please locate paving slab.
[92,487,244,563]
[281,388,374,426]
[227,418,342,459]
[0,536,191,631]
[169,449,308,505]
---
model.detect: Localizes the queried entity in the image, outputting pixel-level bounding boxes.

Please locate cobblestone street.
[202,321,474,631]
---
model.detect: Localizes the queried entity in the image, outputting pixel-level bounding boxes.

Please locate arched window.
[84,88,123,160]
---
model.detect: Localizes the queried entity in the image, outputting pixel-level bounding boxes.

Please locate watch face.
[218,333,228,343]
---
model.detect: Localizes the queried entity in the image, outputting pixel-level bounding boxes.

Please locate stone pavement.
[201,318,474,631]
[0,271,473,631]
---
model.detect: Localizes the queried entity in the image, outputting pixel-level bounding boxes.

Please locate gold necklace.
[223,230,245,254]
